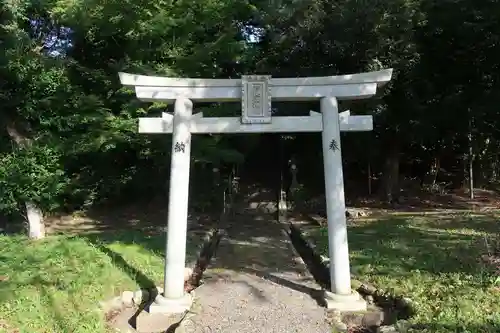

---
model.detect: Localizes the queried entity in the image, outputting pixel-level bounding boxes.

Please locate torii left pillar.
[148,98,194,313]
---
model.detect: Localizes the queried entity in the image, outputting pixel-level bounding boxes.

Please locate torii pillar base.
[322,290,367,312]
[147,292,193,314]
[135,293,192,332]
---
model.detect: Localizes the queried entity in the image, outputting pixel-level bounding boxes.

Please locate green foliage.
[1,0,500,218]
[0,144,68,214]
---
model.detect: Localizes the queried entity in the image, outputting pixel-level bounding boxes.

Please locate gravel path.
[180,204,331,333]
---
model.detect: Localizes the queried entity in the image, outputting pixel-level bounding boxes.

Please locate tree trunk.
[468,119,474,199]
[6,123,46,239]
[25,202,45,239]
[367,162,372,196]
[491,145,499,182]
[379,145,400,203]
[476,137,492,187]
[423,155,440,188]
[468,154,474,199]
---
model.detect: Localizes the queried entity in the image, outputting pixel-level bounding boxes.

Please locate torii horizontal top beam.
[119,69,393,102]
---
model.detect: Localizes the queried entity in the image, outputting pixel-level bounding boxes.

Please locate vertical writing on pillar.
[174,141,186,153]
[329,139,339,152]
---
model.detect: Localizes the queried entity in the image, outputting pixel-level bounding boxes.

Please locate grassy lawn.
[0,230,202,333]
[311,211,500,333]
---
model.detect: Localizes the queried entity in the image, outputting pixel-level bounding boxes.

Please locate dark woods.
[1,0,500,222]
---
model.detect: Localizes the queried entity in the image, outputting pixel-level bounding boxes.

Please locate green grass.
[311,212,500,332]
[0,230,201,333]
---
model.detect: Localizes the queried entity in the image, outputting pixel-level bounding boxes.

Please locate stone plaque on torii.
[119,69,393,313]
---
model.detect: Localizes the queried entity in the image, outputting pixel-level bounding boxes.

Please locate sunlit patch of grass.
[0,229,201,333]
[310,213,500,333]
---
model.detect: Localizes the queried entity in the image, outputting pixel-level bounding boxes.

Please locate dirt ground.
[41,187,500,235]
[356,188,500,211]
[43,196,216,235]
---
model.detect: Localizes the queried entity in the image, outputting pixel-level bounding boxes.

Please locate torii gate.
[119,69,393,313]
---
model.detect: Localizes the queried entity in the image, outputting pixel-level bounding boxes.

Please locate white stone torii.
[119,69,393,313]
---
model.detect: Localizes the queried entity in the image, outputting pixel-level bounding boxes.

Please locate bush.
[0,144,69,217]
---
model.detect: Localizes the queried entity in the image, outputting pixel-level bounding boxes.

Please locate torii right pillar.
[320,96,367,311]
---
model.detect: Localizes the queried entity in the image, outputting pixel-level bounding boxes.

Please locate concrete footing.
[135,309,186,333]
[147,292,193,314]
[132,293,193,332]
[322,290,367,312]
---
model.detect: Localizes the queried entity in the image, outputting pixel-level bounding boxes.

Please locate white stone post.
[320,97,366,311]
[321,97,351,295]
[164,97,193,299]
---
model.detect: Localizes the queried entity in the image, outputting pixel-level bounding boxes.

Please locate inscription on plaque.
[241,75,271,124]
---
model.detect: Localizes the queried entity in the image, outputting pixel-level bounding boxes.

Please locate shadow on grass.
[94,244,157,289]
[79,230,166,292]
[80,226,213,289]
[423,212,500,235]
[309,214,500,330]
[85,230,165,255]
[326,216,499,280]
